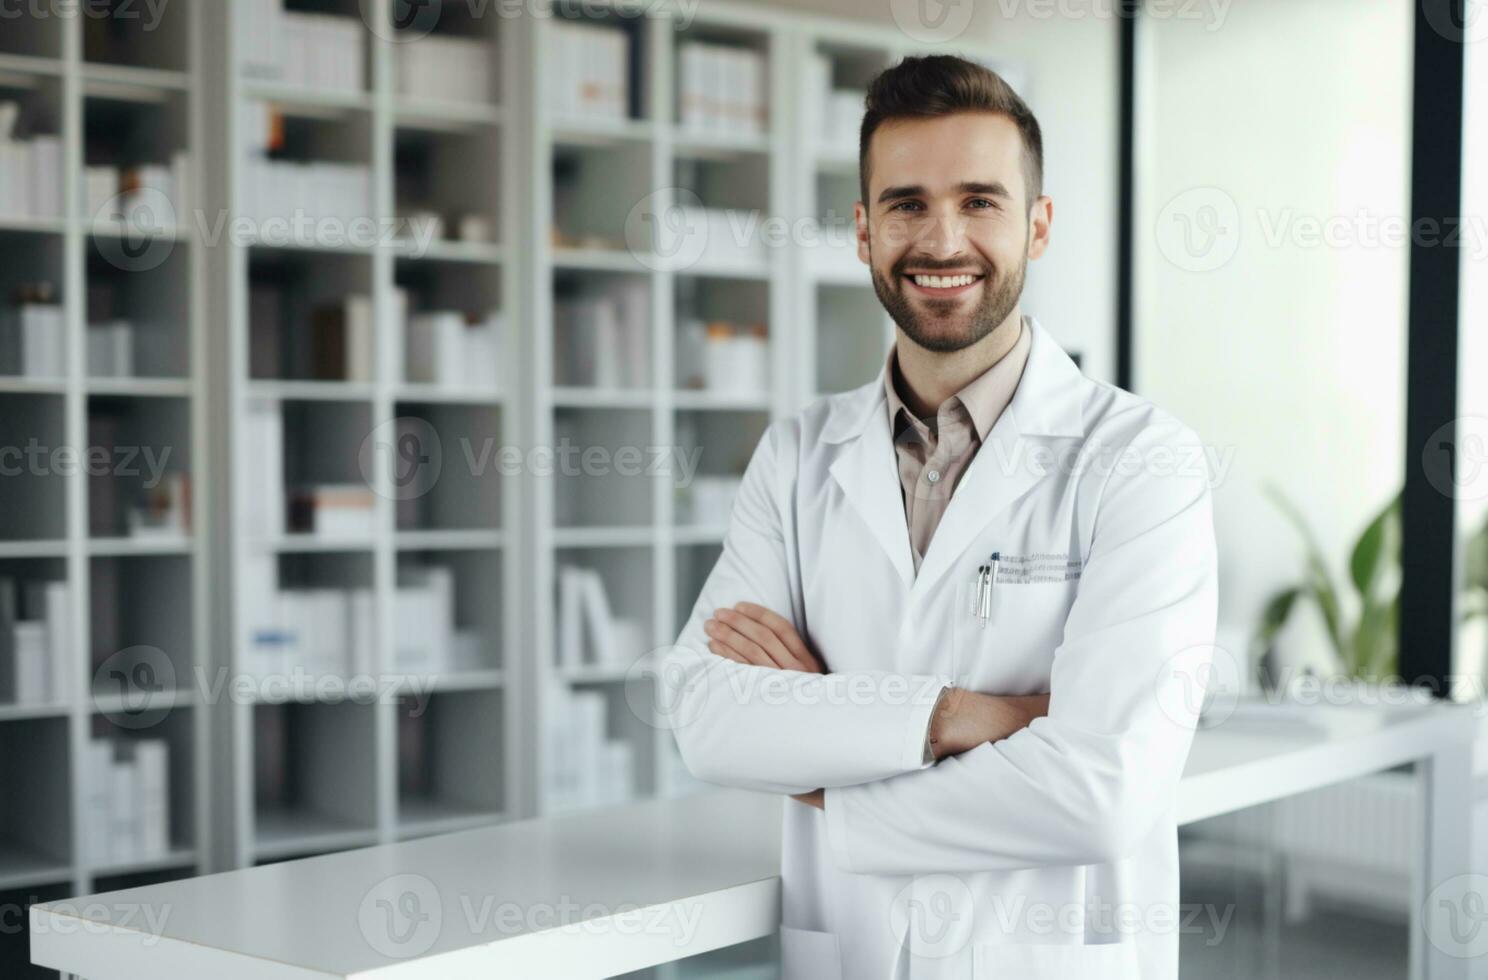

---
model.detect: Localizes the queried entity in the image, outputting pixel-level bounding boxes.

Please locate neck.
[893,306,1023,418]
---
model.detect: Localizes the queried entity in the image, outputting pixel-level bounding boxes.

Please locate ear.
[1026,195,1053,260]
[855,200,871,266]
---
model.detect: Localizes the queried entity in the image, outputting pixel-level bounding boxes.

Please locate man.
[662,55,1216,980]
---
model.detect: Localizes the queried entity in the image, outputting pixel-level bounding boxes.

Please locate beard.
[870,246,1028,354]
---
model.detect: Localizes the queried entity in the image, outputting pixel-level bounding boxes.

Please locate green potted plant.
[1255,487,1488,697]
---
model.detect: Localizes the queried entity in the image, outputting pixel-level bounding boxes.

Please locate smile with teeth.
[909,273,982,289]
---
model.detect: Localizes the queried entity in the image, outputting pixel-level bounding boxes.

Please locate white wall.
[1134,0,1414,678]
[751,0,1123,381]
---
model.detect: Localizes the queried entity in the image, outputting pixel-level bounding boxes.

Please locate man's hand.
[791,788,825,809]
[928,688,1051,760]
[703,601,825,673]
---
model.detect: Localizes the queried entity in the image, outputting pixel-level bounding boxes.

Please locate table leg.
[1413,738,1474,980]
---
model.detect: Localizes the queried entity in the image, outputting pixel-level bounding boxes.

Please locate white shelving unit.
[207,0,521,865]
[0,6,210,978]
[2,2,1027,974]
[525,2,800,814]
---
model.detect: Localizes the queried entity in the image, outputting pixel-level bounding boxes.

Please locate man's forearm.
[928,688,1050,760]
[793,688,1047,810]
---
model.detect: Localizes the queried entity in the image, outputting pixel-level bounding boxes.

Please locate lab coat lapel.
[912,318,1088,595]
[826,383,916,588]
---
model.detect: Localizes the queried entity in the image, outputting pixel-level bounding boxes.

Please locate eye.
[889,201,924,213]
[966,198,999,210]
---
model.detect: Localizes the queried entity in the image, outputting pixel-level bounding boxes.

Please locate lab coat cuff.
[901,678,953,772]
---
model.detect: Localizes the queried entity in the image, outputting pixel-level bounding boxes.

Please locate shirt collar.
[883,315,1032,443]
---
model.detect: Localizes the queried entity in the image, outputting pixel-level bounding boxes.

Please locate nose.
[912,204,972,260]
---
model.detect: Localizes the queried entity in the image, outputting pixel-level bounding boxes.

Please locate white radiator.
[1189,771,1417,919]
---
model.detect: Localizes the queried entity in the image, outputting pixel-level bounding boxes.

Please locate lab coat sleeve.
[822,418,1218,873]
[660,420,953,796]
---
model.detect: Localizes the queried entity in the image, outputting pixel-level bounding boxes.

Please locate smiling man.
[662,55,1217,980]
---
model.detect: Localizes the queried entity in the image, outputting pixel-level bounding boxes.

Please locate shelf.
[0,702,72,722]
[245,380,376,402]
[241,236,380,256]
[396,801,504,839]
[550,116,656,146]
[0,841,70,891]
[554,662,635,684]
[0,215,67,236]
[394,100,505,131]
[84,219,191,242]
[551,247,651,273]
[400,239,505,264]
[0,540,67,559]
[672,389,771,411]
[253,810,378,861]
[402,670,506,694]
[0,377,67,395]
[87,377,193,398]
[91,688,194,717]
[88,848,198,879]
[671,129,771,159]
[551,386,654,409]
[395,529,506,551]
[0,52,63,79]
[392,383,505,405]
[88,536,194,556]
[82,63,190,92]
[241,82,373,117]
[673,524,729,545]
[552,526,656,548]
[81,75,182,104]
[258,534,376,555]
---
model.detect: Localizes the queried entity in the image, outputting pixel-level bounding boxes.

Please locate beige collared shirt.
[884,316,1032,576]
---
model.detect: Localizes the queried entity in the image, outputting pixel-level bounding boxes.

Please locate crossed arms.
[660,420,1218,875]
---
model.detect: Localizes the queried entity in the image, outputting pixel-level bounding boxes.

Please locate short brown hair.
[859,55,1044,209]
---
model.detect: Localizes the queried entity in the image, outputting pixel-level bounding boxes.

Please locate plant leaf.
[1349,491,1401,601]
[1265,485,1346,658]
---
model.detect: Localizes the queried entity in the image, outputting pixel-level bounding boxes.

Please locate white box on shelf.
[87,321,135,378]
[134,739,171,858]
[24,580,69,703]
[242,400,284,538]
[21,303,65,379]
[12,621,48,704]
[81,741,116,866]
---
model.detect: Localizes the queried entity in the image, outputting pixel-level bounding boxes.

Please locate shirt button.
[926,469,941,483]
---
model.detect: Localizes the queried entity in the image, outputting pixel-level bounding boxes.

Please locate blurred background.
[0,0,1484,976]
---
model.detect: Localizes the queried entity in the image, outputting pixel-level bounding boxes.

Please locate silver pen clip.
[976,552,999,625]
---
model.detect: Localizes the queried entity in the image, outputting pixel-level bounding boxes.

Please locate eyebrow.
[876,181,1015,205]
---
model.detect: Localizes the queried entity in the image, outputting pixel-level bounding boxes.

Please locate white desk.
[32,702,1477,980]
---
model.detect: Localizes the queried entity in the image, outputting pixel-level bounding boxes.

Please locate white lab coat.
[664,316,1217,980]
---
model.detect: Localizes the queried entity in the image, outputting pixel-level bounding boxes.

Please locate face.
[856,112,1052,353]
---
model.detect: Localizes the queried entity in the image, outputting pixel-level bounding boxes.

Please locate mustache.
[892,259,994,278]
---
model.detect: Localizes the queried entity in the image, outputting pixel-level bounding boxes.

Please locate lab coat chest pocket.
[972,940,1141,980]
[951,558,1077,692]
[779,925,844,980]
